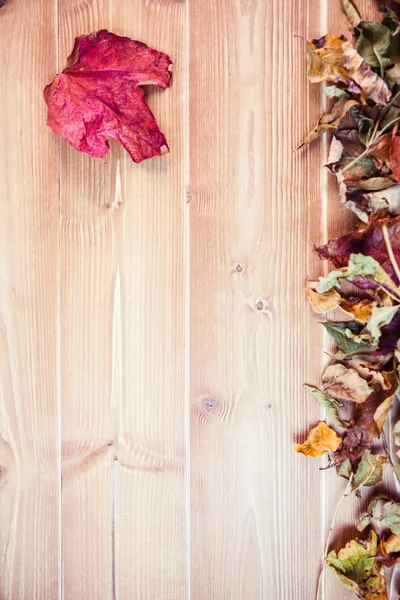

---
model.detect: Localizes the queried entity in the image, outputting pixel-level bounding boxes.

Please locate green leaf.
[394,420,400,446]
[381,501,400,534]
[341,0,361,29]
[324,86,346,98]
[322,321,373,356]
[381,6,400,34]
[350,106,374,145]
[380,106,400,131]
[356,22,391,74]
[392,464,400,482]
[365,305,400,344]
[358,495,400,535]
[304,384,348,428]
[316,268,348,293]
[337,458,353,480]
[326,531,386,598]
[352,450,388,491]
[347,176,395,191]
[316,253,397,294]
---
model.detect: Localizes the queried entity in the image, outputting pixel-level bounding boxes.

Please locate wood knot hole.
[203,398,218,412]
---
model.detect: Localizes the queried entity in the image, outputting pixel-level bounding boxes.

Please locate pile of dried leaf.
[297,1,400,598]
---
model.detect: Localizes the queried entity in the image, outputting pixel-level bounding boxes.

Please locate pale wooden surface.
[0,0,390,599]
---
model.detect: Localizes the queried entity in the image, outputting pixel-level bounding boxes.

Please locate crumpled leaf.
[358,496,400,534]
[298,98,358,148]
[44,30,172,163]
[316,253,397,294]
[304,384,349,428]
[326,531,387,599]
[295,421,342,457]
[322,363,373,403]
[352,450,388,490]
[306,34,391,105]
[316,221,400,290]
[334,366,398,462]
[305,282,341,313]
[341,0,362,29]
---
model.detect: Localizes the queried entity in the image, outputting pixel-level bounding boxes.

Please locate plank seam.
[184,0,191,594]
[319,0,328,599]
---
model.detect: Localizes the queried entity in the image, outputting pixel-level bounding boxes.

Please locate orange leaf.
[295,422,342,457]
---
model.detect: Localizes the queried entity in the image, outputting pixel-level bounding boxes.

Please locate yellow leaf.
[374,394,394,433]
[295,421,342,457]
[307,34,392,105]
[382,533,400,555]
[306,282,341,313]
[340,298,376,324]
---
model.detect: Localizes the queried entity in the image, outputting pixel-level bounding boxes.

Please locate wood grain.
[189,0,327,598]
[59,1,118,598]
[0,0,60,598]
[110,2,187,598]
[2,1,395,598]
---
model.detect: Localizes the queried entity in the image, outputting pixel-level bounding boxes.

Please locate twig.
[315,474,354,600]
[382,223,400,287]
[381,428,394,467]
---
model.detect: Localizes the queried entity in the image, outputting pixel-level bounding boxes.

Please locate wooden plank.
[189,0,325,598]
[58,2,118,598]
[0,0,60,598]
[110,2,187,598]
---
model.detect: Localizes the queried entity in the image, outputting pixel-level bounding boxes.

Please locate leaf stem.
[382,223,400,287]
[341,147,369,173]
[315,474,354,600]
[375,283,400,304]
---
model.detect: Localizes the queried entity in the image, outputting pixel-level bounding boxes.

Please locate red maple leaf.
[44,30,172,163]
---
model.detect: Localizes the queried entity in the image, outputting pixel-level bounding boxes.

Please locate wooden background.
[0,0,391,599]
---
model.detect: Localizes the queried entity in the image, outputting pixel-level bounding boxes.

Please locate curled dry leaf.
[295,421,342,457]
[305,282,341,313]
[44,30,172,163]
[382,534,400,555]
[322,363,373,403]
[306,34,392,105]
[390,136,400,182]
[341,0,362,29]
[316,219,400,288]
[298,98,358,148]
[326,531,387,600]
